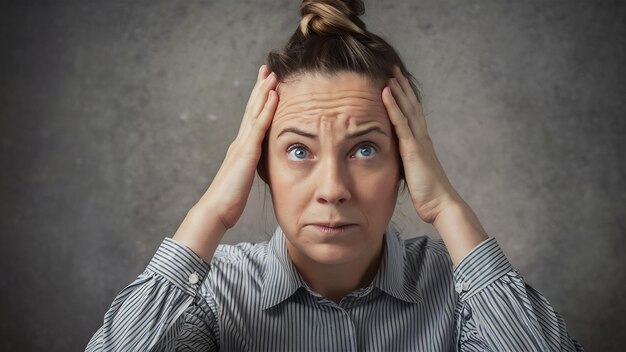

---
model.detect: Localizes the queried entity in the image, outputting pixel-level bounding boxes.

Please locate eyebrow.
[276,126,388,140]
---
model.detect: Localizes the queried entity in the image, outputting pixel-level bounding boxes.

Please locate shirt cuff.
[452,237,515,301]
[145,237,212,296]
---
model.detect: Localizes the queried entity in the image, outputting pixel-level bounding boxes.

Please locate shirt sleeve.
[85,237,219,352]
[452,237,585,351]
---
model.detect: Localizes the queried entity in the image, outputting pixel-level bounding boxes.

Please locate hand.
[382,66,462,224]
[196,65,279,229]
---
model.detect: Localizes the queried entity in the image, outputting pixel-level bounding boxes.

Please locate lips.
[310,222,355,228]
[308,222,357,235]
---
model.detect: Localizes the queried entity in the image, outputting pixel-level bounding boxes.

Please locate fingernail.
[260,65,266,73]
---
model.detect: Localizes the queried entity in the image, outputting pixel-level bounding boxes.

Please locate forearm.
[172,203,228,264]
[432,200,489,268]
[434,202,584,351]
[86,238,216,351]
[451,237,584,351]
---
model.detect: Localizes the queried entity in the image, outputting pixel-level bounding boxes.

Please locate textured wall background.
[1,0,624,350]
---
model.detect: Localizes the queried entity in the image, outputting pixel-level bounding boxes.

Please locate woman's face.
[266,71,401,266]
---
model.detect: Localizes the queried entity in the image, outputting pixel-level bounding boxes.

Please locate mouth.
[309,223,357,235]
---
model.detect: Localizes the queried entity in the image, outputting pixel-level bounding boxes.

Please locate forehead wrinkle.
[275,94,382,120]
[272,114,389,143]
[275,95,386,126]
[272,72,389,134]
[275,106,387,125]
[272,98,389,139]
[273,107,387,130]
[278,89,381,102]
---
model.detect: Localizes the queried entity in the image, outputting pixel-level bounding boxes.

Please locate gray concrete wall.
[1,1,624,350]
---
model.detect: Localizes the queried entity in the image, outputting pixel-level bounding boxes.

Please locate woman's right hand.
[172,65,278,261]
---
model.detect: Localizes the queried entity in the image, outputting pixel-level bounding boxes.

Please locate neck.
[286,237,385,304]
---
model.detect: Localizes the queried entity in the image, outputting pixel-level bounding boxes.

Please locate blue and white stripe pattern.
[86,225,584,351]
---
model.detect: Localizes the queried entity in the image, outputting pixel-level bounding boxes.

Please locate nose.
[314,159,351,205]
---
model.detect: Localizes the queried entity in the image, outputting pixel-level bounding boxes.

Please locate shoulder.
[211,240,269,266]
[404,235,449,256]
[402,235,457,303]
[403,235,454,271]
[202,240,270,295]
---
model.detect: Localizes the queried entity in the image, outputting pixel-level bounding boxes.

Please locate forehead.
[272,71,387,128]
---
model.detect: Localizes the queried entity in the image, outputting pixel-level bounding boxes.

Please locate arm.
[85,236,219,352]
[434,201,584,351]
[432,200,489,268]
[382,66,584,351]
[86,65,278,351]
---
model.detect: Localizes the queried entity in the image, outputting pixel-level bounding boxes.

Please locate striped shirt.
[86,225,584,351]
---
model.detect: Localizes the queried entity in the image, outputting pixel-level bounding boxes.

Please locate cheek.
[267,158,309,218]
[358,172,398,202]
[353,161,400,208]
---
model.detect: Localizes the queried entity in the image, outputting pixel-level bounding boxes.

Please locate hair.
[258,0,420,194]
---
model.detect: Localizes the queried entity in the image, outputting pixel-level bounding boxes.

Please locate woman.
[86,1,583,351]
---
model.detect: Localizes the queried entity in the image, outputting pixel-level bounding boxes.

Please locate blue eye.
[354,144,377,158]
[287,145,309,160]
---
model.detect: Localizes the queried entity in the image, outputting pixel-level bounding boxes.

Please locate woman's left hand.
[382,66,463,224]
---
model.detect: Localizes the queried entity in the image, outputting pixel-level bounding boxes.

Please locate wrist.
[432,199,489,267]
[432,197,467,228]
[172,205,228,263]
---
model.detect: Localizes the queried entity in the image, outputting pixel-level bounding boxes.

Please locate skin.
[263,68,489,304]
[383,66,489,268]
[266,71,401,303]
[174,64,489,305]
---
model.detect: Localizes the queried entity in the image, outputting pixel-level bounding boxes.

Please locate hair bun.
[299,0,366,38]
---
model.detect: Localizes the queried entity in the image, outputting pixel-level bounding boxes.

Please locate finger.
[391,67,429,136]
[388,77,424,139]
[240,72,277,131]
[249,72,277,121]
[245,65,271,112]
[382,86,416,142]
[258,65,268,81]
[388,78,413,122]
[393,65,420,107]
[250,90,278,143]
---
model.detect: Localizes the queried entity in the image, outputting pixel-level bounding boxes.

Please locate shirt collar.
[260,224,422,310]
[372,224,423,304]
[260,226,305,310]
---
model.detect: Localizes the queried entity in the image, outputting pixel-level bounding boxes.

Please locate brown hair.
[258,0,419,189]
[268,0,420,96]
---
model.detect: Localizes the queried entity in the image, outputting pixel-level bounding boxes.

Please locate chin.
[303,243,361,266]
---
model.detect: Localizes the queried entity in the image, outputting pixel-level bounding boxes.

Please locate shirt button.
[188,272,199,284]
[462,305,472,321]
[455,281,470,293]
